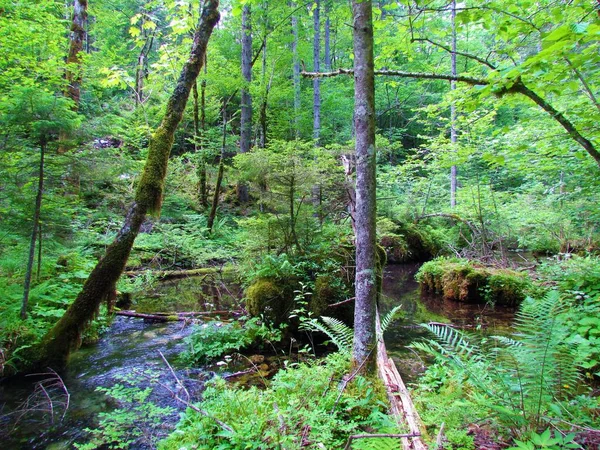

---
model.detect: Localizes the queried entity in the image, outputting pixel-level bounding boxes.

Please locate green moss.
[417,257,530,306]
[377,218,444,263]
[135,126,174,216]
[310,275,335,317]
[245,278,294,324]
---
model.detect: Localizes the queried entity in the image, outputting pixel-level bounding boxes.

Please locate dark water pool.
[380,263,516,382]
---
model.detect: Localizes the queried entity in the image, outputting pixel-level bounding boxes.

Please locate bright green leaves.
[0,87,81,144]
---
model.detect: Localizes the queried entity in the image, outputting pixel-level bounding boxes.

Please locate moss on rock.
[377,218,443,263]
[246,278,294,324]
[416,257,530,306]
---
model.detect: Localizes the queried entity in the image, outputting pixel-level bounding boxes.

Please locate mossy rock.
[245,278,295,324]
[417,257,530,306]
[310,274,354,325]
[377,218,443,263]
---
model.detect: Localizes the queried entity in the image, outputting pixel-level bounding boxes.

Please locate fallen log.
[376,312,428,450]
[123,266,236,280]
[115,310,241,321]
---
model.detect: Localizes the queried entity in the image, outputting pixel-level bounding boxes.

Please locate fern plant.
[411,291,580,435]
[305,305,405,355]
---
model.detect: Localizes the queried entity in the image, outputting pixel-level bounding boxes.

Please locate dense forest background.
[0,0,599,449]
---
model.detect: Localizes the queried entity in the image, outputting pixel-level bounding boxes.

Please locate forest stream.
[1,264,516,449]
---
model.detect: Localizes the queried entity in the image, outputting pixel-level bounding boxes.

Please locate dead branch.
[115,310,240,321]
[150,351,234,434]
[327,297,355,308]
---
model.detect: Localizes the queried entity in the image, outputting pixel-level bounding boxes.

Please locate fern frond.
[305,316,354,354]
[381,305,404,334]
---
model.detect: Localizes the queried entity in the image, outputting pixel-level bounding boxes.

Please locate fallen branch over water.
[123,266,235,280]
[115,310,242,321]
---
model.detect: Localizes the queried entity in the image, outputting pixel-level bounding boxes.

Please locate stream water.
[1,264,516,449]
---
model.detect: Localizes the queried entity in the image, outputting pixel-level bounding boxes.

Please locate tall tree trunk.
[351,0,377,373]
[208,106,227,233]
[26,0,221,370]
[291,2,301,137]
[313,0,321,145]
[238,3,252,203]
[65,0,87,109]
[450,0,457,208]
[58,0,87,154]
[194,62,209,208]
[21,141,45,320]
[259,43,268,148]
[198,60,209,207]
[324,3,331,71]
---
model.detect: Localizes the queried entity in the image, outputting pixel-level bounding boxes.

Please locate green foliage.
[411,291,585,435]
[507,429,580,450]
[74,371,176,450]
[304,306,404,355]
[159,353,400,450]
[180,318,283,366]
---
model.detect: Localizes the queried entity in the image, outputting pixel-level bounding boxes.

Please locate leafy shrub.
[159,353,401,450]
[180,318,283,366]
[74,371,176,450]
[411,291,587,436]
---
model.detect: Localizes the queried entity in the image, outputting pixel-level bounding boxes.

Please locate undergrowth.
[160,353,403,450]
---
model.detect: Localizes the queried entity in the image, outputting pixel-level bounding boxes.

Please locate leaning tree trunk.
[313,0,321,146]
[21,140,46,320]
[351,0,377,373]
[27,0,221,370]
[207,106,228,233]
[238,3,252,203]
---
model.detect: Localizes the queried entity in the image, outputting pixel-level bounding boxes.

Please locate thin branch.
[412,37,497,70]
[565,57,600,114]
[301,68,488,85]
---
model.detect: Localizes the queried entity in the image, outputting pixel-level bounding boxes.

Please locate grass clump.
[160,353,402,450]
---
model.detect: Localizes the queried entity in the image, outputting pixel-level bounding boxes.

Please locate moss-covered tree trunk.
[28,0,221,370]
[351,0,377,373]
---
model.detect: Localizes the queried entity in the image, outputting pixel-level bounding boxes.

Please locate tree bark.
[450,0,457,208]
[21,141,45,320]
[313,0,321,145]
[194,67,209,208]
[238,3,252,203]
[207,107,227,233]
[291,2,301,137]
[27,0,221,369]
[65,0,87,109]
[352,0,377,373]
[58,0,87,154]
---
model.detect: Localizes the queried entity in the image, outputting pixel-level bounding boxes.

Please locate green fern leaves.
[412,290,581,432]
